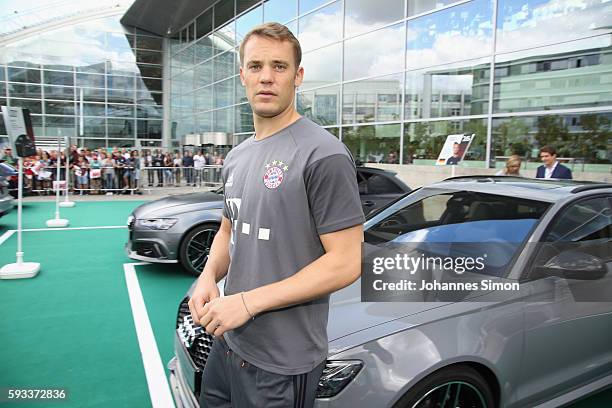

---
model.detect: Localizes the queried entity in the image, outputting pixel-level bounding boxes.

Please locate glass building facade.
[0,11,164,149]
[169,0,611,171]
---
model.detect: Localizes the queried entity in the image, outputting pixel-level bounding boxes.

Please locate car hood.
[133,192,223,218]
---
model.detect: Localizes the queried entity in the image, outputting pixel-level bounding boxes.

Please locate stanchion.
[46,135,69,228]
[1,157,41,279]
[59,136,75,208]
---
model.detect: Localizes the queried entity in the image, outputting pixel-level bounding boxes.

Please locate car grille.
[176,296,214,371]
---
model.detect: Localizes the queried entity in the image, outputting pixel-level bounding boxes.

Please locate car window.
[359,171,403,195]
[544,197,612,242]
[365,191,549,245]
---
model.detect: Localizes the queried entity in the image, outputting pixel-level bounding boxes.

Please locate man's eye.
[249,65,261,70]
[275,65,286,71]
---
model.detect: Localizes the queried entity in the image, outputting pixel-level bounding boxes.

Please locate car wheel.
[179,223,219,276]
[394,365,495,408]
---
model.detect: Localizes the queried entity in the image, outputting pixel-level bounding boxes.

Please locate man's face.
[240,36,303,119]
[452,143,460,156]
[540,152,555,167]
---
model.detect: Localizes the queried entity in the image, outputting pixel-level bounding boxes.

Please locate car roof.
[356,166,396,176]
[428,176,612,203]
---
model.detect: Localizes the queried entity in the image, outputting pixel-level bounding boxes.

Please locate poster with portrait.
[1,106,37,157]
[436,133,475,166]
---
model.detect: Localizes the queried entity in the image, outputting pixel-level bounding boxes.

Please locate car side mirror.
[534,250,607,280]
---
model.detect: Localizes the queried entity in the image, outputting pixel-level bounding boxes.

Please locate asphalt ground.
[0,200,610,407]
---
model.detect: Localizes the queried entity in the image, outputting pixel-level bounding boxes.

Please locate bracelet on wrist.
[241,292,255,320]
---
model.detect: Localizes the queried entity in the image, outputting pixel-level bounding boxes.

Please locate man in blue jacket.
[536,145,572,179]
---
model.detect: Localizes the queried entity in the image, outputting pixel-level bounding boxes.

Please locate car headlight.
[138,218,178,230]
[127,215,134,226]
[316,360,363,398]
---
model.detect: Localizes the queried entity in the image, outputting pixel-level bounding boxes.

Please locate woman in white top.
[173,152,182,186]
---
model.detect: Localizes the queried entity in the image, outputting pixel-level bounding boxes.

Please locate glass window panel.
[492,113,612,168]
[107,104,135,118]
[197,9,214,39]
[196,111,213,133]
[76,73,105,88]
[343,123,401,164]
[493,42,612,113]
[264,0,297,24]
[0,83,5,97]
[8,67,40,83]
[497,0,612,55]
[9,99,42,114]
[42,63,73,71]
[405,58,490,120]
[138,65,162,78]
[236,5,263,45]
[7,84,41,99]
[42,70,74,86]
[214,78,234,108]
[80,138,106,149]
[195,62,213,88]
[138,78,162,92]
[137,120,162,139]
[407,0,463,17]
[45,116,75,137]
[107,75,135,90]
[137,105,162,119]
[77,64,105,74]
[406,0,493,71]
[178,46,195,72]
[136,50,163,65]
[325,127,339,138]
[45,86,75,101]
[403,118,487,163]
[108,138,135,147]
[300,42,341,90]
[107,32,133,52]
[137,36,163,51]
[297,84,339,125]
[108,88,135,104]
[195,37,214,63]
[298,1,341,52]
[345,0,404,38]
[83,117,105,137]
[0,66,5,81]
[82,103,106,116]
[235,103,254,133]
[214,51,237,82]
[137,91,162,106]
[235,75,247,105]
[343,73,403,124]
[215,0,235,30]
[237,0,260,15]
[214,107,234,133]
[195,86,213,112]
[345,23,404,81]
[214,22,237,55]
[45,100,75,115]
[108,118,134,138]
[299,0,328,15]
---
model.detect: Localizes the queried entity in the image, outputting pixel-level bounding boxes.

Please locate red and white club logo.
[263,160,288,189]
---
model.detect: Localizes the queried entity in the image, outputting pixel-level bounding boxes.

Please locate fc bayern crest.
[263,160,289,189]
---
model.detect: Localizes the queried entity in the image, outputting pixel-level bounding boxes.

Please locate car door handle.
[363,200,375,207]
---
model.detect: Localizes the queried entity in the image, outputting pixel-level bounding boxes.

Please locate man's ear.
[239,66,246,86]
[294,66,304,88]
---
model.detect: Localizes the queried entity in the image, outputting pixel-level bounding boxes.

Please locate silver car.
[169,177,612,408]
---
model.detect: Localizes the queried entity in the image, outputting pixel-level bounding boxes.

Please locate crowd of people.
[0,145,225,195]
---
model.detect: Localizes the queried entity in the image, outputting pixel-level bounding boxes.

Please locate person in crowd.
[164,152,174,186]
[496,155,522,176]
[145,150,155,187]
[114,150,126,189]
[74,156,89,195]
[122,152,135,194]
[152,149,165,187]
[173,152,182,186]
[193,150,205,186]
[182,151,195,186]
[1,147,16,165]
[88,152,102,194]
[385,151,399,164]
[101,153,116,194]
[536,145,572,179]
[132,150,142,194]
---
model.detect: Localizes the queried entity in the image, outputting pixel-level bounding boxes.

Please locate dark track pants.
[200,338,325,408]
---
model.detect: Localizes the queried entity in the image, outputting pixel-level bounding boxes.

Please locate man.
[1,147,16,165]
[446,142,461,165]
[536,145,572,179]
[188,22,364,408]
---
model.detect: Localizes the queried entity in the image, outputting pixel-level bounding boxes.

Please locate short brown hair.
[239,22,302,68]
[539,145,557,156]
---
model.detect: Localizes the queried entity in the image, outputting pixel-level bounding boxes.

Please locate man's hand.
[188,274,220,326]
[199,294,252,338]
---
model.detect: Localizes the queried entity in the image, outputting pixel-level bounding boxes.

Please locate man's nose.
[258,65,274,83]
